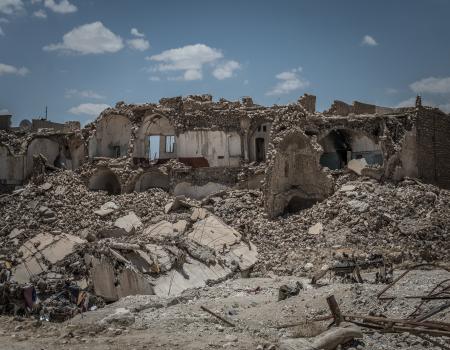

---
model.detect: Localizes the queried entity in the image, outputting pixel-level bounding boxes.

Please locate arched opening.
[249,122,271,162]
[319,129,383,170]
[133,114,176,164]
[285,196,318,214]
[89,169,121,195]
[134,172,169,192]
[26,138,61,178]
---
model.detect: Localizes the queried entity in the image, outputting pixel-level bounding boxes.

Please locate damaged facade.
[3,94,449,216]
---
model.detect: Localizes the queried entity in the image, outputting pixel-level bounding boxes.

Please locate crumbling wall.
[93,115,131,158]
[25,137,61,178]
[134,170,170,192]
[416,107,450,189]
[0,144,24,186]
[265,110,334,217]
[249,122,271,162]
[88,168,122,195]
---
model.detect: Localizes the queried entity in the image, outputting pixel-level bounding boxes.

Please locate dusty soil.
[1,269,450,350]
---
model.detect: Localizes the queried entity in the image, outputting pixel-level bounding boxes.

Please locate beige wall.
[95,115,131,158]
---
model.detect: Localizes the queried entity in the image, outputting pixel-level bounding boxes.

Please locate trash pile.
[0,169,258,321]
[210,174,450,275]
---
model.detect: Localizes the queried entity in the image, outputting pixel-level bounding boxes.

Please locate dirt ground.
[1,269,450,350]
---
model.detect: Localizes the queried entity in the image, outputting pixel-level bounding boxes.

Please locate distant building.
[0,114,12,131]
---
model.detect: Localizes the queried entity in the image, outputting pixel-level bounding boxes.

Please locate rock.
[340,184,356,192]
[164,195,187,213]
[114,212,142,233]
[94,201,120,217]
[304,262,314,271]
[308,223,323,235]
[100,308,135,327]
[39,182,52,191]
[347,200,369,213]
[278,281,303,301]
[347,158,368,176]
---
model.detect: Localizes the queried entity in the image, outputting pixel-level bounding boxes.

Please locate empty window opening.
[149,135,160,160]
[263,125,267,132]
[88,170,121,195]
[165,135,175,153]
[319,130,351,170]
[255,138,266,162]
[285,196,318,214]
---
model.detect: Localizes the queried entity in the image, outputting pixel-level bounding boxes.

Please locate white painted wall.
[177,130,241,167]
[96,115,131,157]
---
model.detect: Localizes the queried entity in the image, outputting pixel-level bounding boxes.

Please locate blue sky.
[1,0,450,125]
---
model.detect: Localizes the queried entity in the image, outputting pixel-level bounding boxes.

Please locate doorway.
[255,138,265,162]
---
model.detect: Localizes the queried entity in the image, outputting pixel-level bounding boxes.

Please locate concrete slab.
[114,212,142,233]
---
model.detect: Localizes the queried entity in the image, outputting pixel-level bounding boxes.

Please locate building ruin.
[1,94,450,216]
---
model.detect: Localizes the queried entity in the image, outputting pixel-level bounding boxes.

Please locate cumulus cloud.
[266,67,309,96]
[212,60,241,80]
[65,89,105,99]
[362,35,378,46]
[410,76,450,94]
[131,28,144,38]
[43,22,124,54]
[44,0,76,13]
[127,38,150,51]
[68,103,109,116]
[0,62,29,76]
[395,97,417,108]
[148,44,223,81]
[394,96,450,112]
[33,9,47,18]
[0,0,24,15]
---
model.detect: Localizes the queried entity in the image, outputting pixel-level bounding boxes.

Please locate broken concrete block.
[279,323,362,350]
[94,201,119,217]
[308,223,323,235]
[114,212,142,233]
[191,207,208,221]
[347,158,368,175]
[8,228,24,239]
[189,215,241,251]
[39,182,52,191]
[340,184,356,192]
[143,220,181,240]
[164,195,187,213]
[348,199,369,213]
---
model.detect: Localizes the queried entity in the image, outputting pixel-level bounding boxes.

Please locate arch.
[95,115,131,158]
[285,195,318,213]
[88,169,121,195]
[133,114,176,161]
[318,128,383,170]
[265,131,334,217]
[248,122,271,162]
[134,171,170,192]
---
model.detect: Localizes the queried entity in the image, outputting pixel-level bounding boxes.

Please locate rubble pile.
[210,175,450,275]
[0,169,258,321]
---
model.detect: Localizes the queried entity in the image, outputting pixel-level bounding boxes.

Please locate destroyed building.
[1,94,449,216]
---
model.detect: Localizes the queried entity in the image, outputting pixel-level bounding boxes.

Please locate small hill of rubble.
[210,174,450,275]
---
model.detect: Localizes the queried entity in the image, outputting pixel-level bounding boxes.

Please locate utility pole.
[45,106,48,120]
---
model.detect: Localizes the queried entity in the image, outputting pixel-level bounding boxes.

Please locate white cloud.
[149,76,160,81]
[0,18,9,23]
[65,89,105,99]
[243,79,249,85]
[43,22,124,55]
[362,35,378,46]
[33,9,47,18]
[68,103,109,116]
[0,0,23,15]
[43,0,76,14]
[0,62,29,76]
[395,97,416,108]
[212,60,241,80]
[410,76,450,94]
[148,43,223,81]
[439,103,450,113]
[127,38,150,51]
[131,28,144,38]
[266,67,309,96]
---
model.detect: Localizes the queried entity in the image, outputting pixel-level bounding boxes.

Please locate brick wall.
[416,108,450,189]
